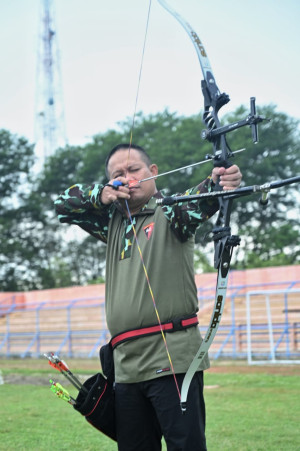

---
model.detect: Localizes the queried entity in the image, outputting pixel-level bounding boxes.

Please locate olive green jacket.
[55,178,218,382]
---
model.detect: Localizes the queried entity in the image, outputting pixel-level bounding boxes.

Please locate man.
[55,143,242,450]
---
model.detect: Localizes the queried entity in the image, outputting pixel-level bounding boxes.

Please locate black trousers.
[115,372,206,451]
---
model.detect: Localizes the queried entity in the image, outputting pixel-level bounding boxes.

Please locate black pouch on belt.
[74,372,116,441]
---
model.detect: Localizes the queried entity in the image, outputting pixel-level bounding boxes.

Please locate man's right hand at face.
[101,177,130,205]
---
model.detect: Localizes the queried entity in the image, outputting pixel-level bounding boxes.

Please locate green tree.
[0,130,35,290]
[2,105,299,291]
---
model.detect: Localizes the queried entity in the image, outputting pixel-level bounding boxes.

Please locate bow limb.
[157,0,231,164]
[157,0,216,84]
[160,173,300,409]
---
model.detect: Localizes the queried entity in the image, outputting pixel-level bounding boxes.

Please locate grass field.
[0,358,299,451]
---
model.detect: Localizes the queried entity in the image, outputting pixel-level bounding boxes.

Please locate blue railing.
[0,281,299,361]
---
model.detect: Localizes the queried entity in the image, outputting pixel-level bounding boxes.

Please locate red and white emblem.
[143,222,155,240]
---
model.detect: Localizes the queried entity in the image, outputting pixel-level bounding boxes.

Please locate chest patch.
[143,222,155,240]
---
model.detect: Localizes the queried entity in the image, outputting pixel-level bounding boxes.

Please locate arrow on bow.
[156,0,268,412]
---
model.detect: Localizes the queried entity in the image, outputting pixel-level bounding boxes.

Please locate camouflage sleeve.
[54,183,112,243]
[161,176,219,241]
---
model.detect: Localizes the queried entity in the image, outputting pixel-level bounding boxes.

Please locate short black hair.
[105,143,152,179]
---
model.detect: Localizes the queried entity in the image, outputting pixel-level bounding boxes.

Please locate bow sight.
[202,96,266,166]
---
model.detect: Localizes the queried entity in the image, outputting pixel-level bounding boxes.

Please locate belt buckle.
[171,317,184,332]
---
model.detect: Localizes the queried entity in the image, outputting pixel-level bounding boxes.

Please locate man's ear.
[150,164,158,177]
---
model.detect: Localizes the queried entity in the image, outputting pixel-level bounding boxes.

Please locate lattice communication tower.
[35,0,67,167]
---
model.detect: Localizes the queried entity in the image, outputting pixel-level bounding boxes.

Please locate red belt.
[110,314,199,350]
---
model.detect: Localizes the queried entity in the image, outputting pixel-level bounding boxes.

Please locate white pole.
[266,294,276,363]
[246,292,252,364]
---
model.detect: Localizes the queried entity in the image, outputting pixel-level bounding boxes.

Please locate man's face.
[107,148,158,211]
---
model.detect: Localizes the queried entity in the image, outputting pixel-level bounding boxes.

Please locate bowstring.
[124,202,181,402]
[126,0,152,163]
[124,0,181,402]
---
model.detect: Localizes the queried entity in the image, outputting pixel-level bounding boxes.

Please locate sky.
[0,0,299,153]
